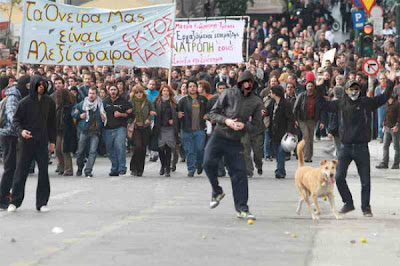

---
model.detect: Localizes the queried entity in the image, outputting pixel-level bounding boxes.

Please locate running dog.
[295,140,342,220]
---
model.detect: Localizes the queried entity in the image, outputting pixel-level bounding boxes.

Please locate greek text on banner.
[172,20,245,66]
[18,0,176,67]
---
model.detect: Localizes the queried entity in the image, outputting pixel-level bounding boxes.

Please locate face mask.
[349,90,360,101]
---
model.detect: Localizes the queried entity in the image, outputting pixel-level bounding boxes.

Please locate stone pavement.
[0,139,399,266]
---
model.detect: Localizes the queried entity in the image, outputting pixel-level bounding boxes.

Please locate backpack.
[0,96,8,128]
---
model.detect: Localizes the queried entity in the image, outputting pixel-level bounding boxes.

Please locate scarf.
[82,96,107,126]
[133,96,146,125]
[161,96,170,101]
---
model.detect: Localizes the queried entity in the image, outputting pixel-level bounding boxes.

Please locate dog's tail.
[297,139,305,167]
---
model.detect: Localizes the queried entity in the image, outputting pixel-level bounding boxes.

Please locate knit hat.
[305,71,315,83]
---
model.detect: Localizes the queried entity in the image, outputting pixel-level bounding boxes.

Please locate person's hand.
[248,116,252,122]
[74,109,79,114]
[320,123,325,129]
[178,112,184,118]
[234,122,245,130]
[203,114,208,120]
[126,108,133,114]
[48,143,55,153]
[392,126,398,133]
[261,110,266,116]
[100,114,105,122]
[169,119,174,125]
[145,119,150,125]
[80,113,86,120]
[382,127,385,133]
[328,133,333,139]
[150,111,157,116]
[295,121,299,128]
[114,111,122,118]
[21,130,32,139]
[225,118,244,131]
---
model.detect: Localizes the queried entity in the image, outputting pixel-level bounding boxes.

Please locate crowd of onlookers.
[0,0,399,182]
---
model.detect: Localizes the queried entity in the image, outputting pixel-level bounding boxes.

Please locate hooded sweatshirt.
[17,75,31,99]
[209,71,264,140]
[0,85,21,137]
[12,75,56,145]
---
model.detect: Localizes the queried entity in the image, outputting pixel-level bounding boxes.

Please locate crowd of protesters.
[0,0,399,218]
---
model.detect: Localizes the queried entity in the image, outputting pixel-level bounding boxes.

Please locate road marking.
[50,189,88,200]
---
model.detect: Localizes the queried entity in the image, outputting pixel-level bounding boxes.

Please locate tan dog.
[295,140,341,220]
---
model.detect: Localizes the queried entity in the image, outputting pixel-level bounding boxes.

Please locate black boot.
[165,167,171,177]
[159,167,165,176]
[376,162,388,169]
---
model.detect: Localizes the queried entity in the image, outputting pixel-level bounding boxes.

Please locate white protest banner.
[321,48,336,67]
[173,20,244,66]
[18,0,176,67]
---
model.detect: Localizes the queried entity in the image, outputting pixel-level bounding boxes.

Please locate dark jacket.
[321,109,339,137]
[384,100,400,129]
[129,98,154,127]
[178,94,208,131]
[71,101,104,135]
[17,75,30,98]
[209,85,264,140]
[267,98,295,143]
[12,75,56,145]
[321,85,393,144]
[103,96,133,129]
[59,103,77,153]
[153,99,178,135]
[293,91,321,121]
[77,85,89,103]
[207,94,219,113]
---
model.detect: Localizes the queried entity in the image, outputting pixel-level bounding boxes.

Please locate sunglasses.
[135,91,144,94]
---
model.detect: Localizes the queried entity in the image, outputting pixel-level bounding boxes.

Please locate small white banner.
[172,19,244,66]
[18,0,176,67]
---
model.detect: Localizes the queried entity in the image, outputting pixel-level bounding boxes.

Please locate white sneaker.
[7,204,17,212]
[39,206,50,212]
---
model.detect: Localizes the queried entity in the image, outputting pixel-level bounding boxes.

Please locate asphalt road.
[0,139,399,266]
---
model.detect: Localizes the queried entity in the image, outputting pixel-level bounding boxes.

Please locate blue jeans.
[336,143,371,211]
[203,134,249,212]
[181,130,206,173]
[377,107,386,139]
[76,133,99,174]
[103,127,127,173]
[271,142,287,177]
[264,130,271,158]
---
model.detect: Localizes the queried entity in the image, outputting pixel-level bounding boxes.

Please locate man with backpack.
[0,83,22,210]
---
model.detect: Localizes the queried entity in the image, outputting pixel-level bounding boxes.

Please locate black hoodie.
[209,71,264,140]
[12,75,56,145]
[17,75,30,98]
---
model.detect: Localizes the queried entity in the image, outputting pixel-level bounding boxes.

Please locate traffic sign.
[362,58,380,76]
[370,6,383,17]
[360,0,376,14]
[352,10,366,30]
[352,0,363,9]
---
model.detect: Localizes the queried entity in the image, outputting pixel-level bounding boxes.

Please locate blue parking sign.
[352,10,366,30]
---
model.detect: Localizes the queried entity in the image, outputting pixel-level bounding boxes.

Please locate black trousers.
[0,136,17,208]
[336,143,371,211]
[130,127,151,174]
[159,145,172,172]
[10,139,50,210]
[203,134,249,212]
